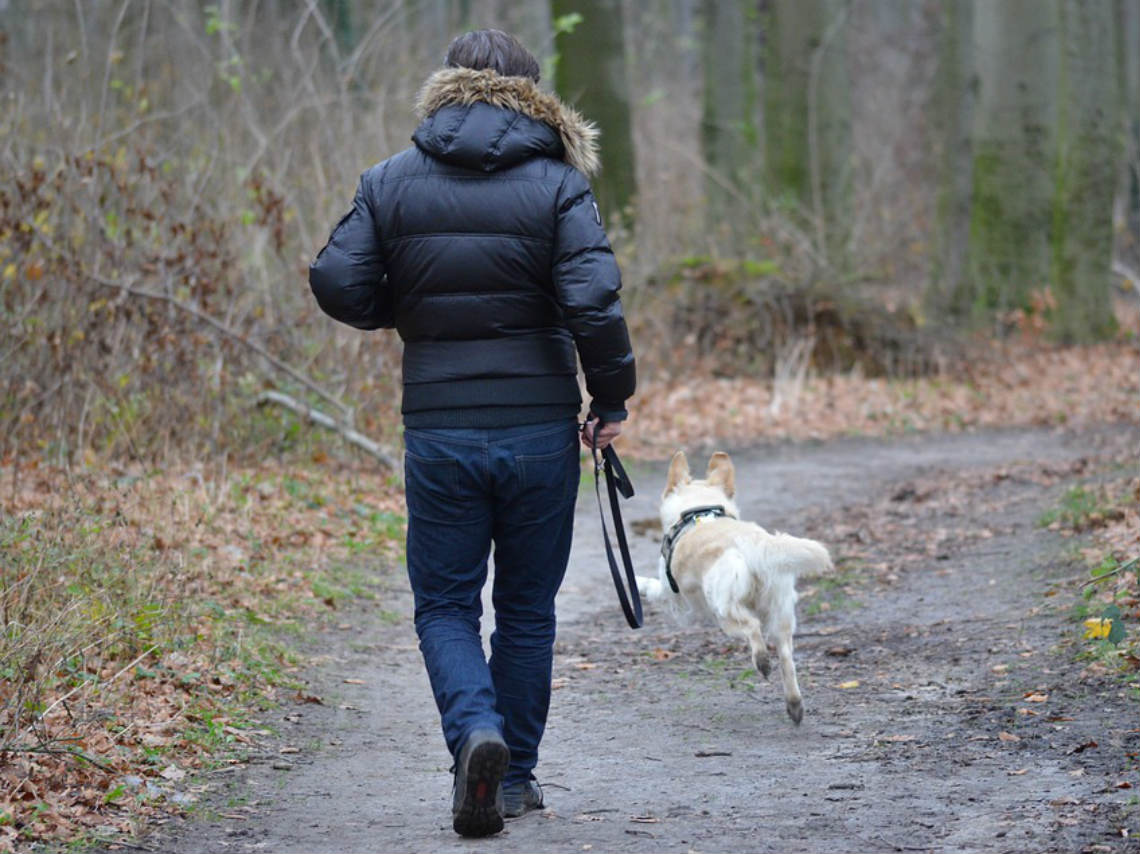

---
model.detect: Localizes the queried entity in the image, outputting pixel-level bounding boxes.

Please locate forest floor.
[124,422,1139,854]
[5,337,1139,853]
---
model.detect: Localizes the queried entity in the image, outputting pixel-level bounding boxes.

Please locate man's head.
[444,29,540,83]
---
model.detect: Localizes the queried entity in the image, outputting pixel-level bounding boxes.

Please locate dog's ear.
[665,451,691,495]
[706,452,735,498]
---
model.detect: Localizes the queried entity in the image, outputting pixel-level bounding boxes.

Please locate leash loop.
[587,419,642,629]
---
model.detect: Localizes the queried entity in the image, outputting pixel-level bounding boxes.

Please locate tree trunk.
[1049,0,1120,342]
[700,0,758,252]
[322,0,355,57]
[965,1,1059,321]
[761,0,851,256]
[552,0,638,224]
[1119,0,1140,270]
[927,0,975,318]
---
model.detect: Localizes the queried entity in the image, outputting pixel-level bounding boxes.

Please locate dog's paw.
[753,650,771,680]
[786,697,803,726]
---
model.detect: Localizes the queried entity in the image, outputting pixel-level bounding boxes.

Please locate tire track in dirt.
[147,425,1140,853]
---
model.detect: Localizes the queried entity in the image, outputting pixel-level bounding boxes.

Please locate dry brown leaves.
[0,460,404,846]
[622,340,1138,458]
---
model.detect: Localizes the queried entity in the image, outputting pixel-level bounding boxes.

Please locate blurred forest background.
[2,0,1137,465]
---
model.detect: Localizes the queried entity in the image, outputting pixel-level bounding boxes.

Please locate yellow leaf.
[1083,618,1112,639]
[2,264,15,280]
[838,680,860,689]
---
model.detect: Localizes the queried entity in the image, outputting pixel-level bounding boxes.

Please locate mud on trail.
[143,424,1140,854]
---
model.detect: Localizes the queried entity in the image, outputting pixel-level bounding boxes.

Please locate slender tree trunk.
[700,0,758,253]
[928,0,975,318]
[965,1,1059,321]
[1119,0,1140,268]
[1050,0,1120,341]
[552,0,638,224]
[762,0,851,255]
[322,0,355,57]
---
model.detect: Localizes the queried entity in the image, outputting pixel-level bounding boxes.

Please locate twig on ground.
[4,744,114,772]
[1081,556,1139,589]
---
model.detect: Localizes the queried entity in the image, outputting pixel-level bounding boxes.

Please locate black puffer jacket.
[309,67,636,428]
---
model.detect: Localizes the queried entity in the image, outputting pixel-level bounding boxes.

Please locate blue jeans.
[403,419,580,785]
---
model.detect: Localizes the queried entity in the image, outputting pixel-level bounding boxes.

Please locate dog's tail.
[766,532,834,578]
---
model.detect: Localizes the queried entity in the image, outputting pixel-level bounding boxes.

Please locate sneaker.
[501,777,544,818]
[451,729,509,838]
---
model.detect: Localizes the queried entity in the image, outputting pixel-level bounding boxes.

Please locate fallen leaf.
[1023,691,1048,703]
[630,816,660,823]
[160,765,186,781]
[343,678,366,685]
[1008,768,1029,776]
[1084,618,1113,639]
[838,680,860,689]
[998,731,1021,742]
[652,648,675,661]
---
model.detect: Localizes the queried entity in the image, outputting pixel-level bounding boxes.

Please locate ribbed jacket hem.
[402,404,581,429]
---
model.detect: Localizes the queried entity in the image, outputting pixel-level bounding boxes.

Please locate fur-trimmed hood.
[413,67,600,176]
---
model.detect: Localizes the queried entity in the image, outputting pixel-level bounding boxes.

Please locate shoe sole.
[452,740,509,838]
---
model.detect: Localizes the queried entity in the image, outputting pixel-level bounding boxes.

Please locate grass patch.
[1037,485,1122,531]
[0,460,404,847]
[801,565,864,617]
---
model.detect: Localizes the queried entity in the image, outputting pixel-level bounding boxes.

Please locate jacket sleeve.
[308,172,393,330]
[551,169,636,422]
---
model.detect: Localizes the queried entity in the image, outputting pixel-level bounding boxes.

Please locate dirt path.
[145,425,1139,854]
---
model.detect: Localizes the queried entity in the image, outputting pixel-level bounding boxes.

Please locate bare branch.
[256,390,396,469]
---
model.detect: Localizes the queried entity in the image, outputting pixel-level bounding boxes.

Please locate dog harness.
[659,505,731,593]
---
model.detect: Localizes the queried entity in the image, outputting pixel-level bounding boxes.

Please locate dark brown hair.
[444,29,540,82]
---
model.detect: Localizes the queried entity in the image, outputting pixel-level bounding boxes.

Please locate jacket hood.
[412,67,600,176]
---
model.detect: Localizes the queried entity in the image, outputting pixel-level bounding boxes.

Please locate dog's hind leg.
[703,554,771,680]
[770,615,803,724]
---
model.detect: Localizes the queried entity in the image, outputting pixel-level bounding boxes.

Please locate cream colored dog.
[637,451,833,724]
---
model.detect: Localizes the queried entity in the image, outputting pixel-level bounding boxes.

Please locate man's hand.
[581,417,623,451]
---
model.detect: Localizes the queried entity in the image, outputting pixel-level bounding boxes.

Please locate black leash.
[586,420,642,629]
